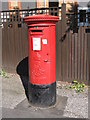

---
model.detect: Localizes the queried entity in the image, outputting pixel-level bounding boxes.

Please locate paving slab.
[0,76,2,119]
[2,95,67,118]
[2,74,26,109]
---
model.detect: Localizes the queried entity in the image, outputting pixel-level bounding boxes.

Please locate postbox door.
[29,26,55,85]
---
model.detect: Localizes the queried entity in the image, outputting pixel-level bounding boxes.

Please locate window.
[88,9,90,23]
[49,1,59,7]
[79,10,86,22]
[78,8,90,26]
[49,0,59,16]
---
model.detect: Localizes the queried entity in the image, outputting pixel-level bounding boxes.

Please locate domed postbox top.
[24,15,59,25]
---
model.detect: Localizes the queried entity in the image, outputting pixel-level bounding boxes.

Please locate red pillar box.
[24,15,59,107]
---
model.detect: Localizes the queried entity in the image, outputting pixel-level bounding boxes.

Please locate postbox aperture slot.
[30,29,43,35]
[31,30,42,33]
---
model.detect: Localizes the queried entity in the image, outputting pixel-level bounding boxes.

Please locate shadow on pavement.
[16,57,29,100]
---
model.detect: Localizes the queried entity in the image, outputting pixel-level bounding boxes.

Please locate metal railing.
[0,7,61,23]
[0,6,90,32]
[66,11,90,33]
[66,12,90,26]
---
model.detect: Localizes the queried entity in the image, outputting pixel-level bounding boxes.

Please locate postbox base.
[28,82,56,107]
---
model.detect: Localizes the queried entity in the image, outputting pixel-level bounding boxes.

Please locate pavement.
[1,73,89,119]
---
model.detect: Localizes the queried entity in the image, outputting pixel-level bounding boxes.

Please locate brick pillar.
[37,0,45,8]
